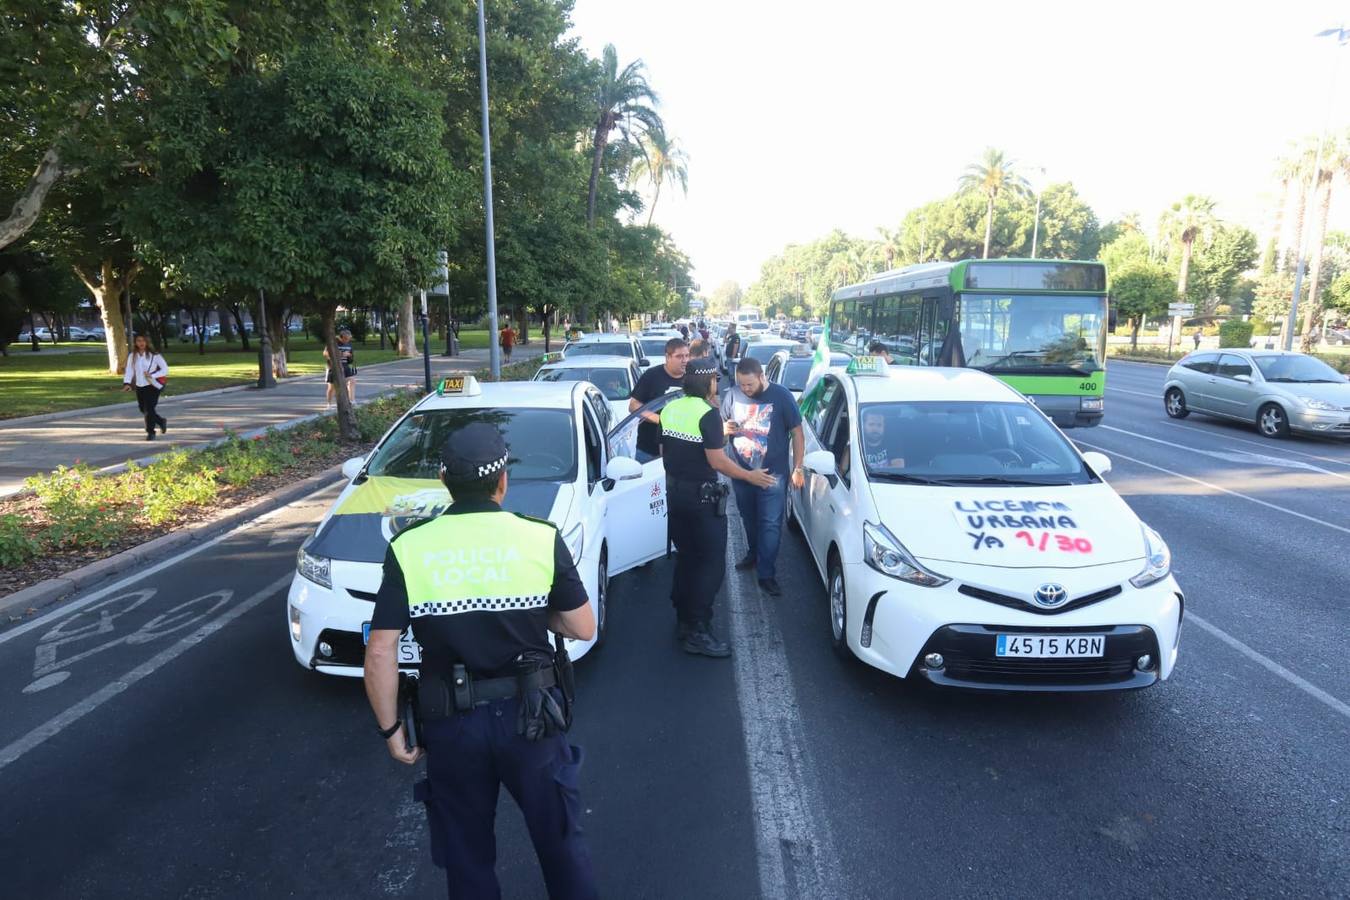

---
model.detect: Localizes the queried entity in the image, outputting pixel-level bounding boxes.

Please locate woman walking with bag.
[122,334,169,440]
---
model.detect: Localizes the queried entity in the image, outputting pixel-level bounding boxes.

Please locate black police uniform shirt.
[630,365,684,456]
[369,499,588,678]
[661,401,725,484]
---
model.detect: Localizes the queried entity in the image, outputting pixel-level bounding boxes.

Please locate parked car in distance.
[1163,349,1350,439]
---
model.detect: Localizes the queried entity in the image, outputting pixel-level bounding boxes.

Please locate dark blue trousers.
[418,695,597,900]
[731,477,787,580]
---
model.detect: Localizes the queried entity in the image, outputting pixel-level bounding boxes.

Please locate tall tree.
[1159,195,1217,300]
[585,45,662,229]
[1302,133,1348,348]
[1110,263,1175,349]
[957,148,1030,259]
[629,128,688,227]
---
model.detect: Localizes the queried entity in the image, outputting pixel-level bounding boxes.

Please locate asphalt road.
[1,359,1346,898]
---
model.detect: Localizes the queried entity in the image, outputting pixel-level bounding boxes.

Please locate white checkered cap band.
[476,454,508,478]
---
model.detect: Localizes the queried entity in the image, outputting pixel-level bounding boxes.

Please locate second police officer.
[364,422,600,900]
[659,357,775,657]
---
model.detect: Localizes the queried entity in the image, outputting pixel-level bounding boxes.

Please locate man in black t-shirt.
[860,407,906,470]
[722,324,742,374]
[660,358,775,657]
[628,337,690,463]
[364,423,599,899]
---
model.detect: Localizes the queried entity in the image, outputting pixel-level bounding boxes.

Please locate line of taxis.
[287,355,1183,693]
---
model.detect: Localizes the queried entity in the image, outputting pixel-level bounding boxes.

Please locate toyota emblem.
[1033,583,1069,608]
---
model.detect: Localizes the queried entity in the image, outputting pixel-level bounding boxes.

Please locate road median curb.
[0,464,345,625]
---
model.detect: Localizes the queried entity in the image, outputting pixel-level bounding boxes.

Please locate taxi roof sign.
[845,355,889,377]
[436,375,482,397]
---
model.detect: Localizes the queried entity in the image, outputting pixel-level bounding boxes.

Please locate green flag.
[798,315,831,417]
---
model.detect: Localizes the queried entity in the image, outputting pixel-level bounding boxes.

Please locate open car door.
[603,391,684,575]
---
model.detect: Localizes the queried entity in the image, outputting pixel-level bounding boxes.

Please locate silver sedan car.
[1163,349,1350,438]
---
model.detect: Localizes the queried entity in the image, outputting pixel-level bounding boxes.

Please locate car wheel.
[594,551,609,646]
[1164,387,1190,419]
[1257,403,1290,439]
[827,554,852,661]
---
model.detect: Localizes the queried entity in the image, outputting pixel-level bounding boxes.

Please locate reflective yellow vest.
[660,395,712,445]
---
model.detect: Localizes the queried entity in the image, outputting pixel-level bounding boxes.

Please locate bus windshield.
[959,294,1106,376]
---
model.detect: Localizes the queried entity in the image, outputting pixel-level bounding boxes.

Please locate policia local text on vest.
[364,422,599,900]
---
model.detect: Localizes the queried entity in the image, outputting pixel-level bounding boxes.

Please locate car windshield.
[566,341,634,360]
[959,294,1107,376]
[536,366,631,400]
[747,344,791,363]
[1253,354,1346,383]
[639,338,671,359]
[858,401,1091,485]
[365,408,577,481]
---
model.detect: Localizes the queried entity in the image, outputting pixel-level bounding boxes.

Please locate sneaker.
[681,627,731,658]
[734,553,756,570]
[145,433,155,441]
[757,577,782,597]
[158,418,167,434]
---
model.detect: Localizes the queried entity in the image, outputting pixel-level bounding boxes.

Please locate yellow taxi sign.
[435,375,481,397]
[846,355,888,376]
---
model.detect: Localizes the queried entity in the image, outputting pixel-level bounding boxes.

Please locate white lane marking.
[1105,386,1159,398]
[1076,440,1350,537]
[725,511,841,899]
[1190,613,1350,721]
[1098,425,1350,480]
[0,575,291,773]
[0,481,342,647]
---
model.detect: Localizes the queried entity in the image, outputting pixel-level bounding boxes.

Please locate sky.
[567,0,1350,292]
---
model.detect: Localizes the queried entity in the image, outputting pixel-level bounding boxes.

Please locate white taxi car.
[532,354,640,426]
[287,375,670,676]
[790,358,1183,691]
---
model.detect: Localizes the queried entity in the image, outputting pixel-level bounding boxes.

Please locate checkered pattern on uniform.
[661,429,702,443]
[409,595,549,617]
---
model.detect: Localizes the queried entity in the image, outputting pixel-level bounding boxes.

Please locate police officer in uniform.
[364,422,599,900]
[660,358,775,657]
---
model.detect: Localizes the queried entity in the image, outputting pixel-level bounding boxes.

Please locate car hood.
[1266,380,1350,405]
[869,482,1146,570]
[307,475,568,563]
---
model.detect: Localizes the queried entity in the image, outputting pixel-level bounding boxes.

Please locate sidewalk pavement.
[0,345,546,497]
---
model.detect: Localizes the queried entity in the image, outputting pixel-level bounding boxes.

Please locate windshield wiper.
[868,472,944,485]
[935,476,1075,486]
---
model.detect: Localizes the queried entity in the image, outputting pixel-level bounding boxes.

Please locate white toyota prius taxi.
[790,358,1183,691]
[287,375,670,676]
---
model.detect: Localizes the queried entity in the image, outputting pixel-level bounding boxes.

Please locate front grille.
[958,583,1122,615]
[918,624,1158,688]
[943,654,1134,684]
[313,628,365,667]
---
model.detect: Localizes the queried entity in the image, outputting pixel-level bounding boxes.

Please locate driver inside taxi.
[861,408,905,469]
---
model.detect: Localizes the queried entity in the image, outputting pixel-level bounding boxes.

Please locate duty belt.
[667,475,717,493]
[451,665,557,711]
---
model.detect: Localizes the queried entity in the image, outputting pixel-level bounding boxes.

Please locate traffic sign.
[688,300,705,311]
[1167,304,1195,315]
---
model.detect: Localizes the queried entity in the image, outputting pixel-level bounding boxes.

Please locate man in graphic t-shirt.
[720,357,803,597]
[861,408,906,469]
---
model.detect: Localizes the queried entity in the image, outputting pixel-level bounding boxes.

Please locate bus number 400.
[1078,382,1098,392]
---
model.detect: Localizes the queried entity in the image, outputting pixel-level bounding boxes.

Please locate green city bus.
[828,259,1110,428]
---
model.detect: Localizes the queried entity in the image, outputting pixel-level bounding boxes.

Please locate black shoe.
[758,577,782,597]
[681,627,731,658]
[735,553,756,570]
[145,432,156,441]
[158,418,167,434]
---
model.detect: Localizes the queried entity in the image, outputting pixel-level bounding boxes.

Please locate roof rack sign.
[436,375,482,397]
[846,356,889,377]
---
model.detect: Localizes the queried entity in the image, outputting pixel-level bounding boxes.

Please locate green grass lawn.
[0,337,412,419]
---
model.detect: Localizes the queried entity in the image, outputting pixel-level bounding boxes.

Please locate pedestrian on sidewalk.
[324,328,357,407]
[121,334,169,441]
[721,357,804,597]
[499,320,517,362]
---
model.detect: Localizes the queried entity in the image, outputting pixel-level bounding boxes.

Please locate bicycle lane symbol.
[23,588,235,695]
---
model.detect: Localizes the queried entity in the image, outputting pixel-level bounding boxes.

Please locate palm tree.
[629,127,688,227]
[1302,131,1348,348]
[957,148,1031,259]
[585,45,662,229]
[1160,195,1218,299]
[1263,154,1299,273]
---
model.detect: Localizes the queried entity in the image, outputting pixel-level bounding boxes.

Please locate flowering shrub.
[27,465,135,548]
[0,514,40,567]
[136,452,220,525]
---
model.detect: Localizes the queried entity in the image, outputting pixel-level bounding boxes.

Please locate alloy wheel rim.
[1167,392,1182,415]
[830,573,845,640]
[1261,408,1282,434]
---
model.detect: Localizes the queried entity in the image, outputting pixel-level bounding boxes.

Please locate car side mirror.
[341,455,367,481]
[1081,451,1112,478]
[803,449,837,477]
[604,456,643,481]
[1234,374,1252,383]
[638,357,650,367]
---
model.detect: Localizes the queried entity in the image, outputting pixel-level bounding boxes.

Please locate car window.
[586,388,612,433]
[1253,353,1346,383]
[1216,354,1252,379]
[567,342,634,360]
[807,377,842,435]
[366,407,577,482]
[608,390,685,460]
[826,397,852,485]
[582,406,604,487]
[1181,352,1219,374]
[859,401,1091,484]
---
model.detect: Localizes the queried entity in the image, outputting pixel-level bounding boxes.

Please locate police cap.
[685,357,718,378]
[440,422,509,481]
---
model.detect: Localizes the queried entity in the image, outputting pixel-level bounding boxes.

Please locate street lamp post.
[256,288,276,389]
[420,288,432,394]
[1284,25,1347,352]
[1030,166,1047,259]
[476,0,501,379]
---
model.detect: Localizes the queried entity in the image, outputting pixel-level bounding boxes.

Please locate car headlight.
[562,523,584,564]
[862,521,949,587]
[296,545,332,589]
[1298,397,1338,411]
[1129,524,1171,588]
